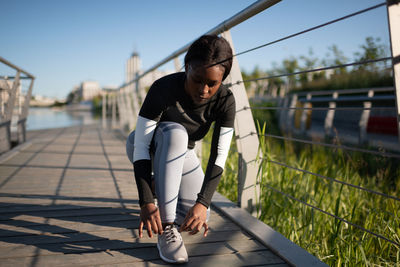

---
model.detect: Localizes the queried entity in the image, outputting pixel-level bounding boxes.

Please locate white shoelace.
[164,225,180,244]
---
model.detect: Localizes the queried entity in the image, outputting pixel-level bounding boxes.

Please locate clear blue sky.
[0,0,390,99]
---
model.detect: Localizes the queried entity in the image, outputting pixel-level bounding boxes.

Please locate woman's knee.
[126,130,135,164]
[157,122,188,149]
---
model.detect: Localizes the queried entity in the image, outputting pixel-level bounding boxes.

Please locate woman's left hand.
[179,203,209,237]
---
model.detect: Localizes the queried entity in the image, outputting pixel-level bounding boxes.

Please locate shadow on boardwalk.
[0,125,287,266]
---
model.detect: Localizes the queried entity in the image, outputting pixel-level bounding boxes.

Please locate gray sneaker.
[157,224,188,263]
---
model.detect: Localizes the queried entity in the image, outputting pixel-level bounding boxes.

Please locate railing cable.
[212,2,386,67]
[256,132,400,159]
[229,57,392,86]
[247,106,397,111]
[260,157,400,202]
[263,181,400,247]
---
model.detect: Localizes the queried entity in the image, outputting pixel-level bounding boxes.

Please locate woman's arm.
[133,115,157,206]
[196,124,234,208]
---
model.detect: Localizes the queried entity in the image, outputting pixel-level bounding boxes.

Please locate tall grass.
[202,104,400,266]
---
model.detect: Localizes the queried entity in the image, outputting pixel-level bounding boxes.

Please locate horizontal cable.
[233,2,387,59]
[246,106,397,111]
[263,182,400,247]
[229,57,392,86]
[261,157,400,202]
[257,132,400,159]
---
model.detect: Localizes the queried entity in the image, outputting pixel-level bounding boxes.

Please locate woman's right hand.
[139,203,163,238]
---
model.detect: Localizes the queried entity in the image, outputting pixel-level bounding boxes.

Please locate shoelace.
[164,225,179,244]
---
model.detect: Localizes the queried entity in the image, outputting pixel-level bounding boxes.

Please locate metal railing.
[102,0,400,264]
[0,57,35,154]
[221,0,400,262]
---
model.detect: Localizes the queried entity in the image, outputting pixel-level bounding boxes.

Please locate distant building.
[78,81,101,101]
[125,52,173,90]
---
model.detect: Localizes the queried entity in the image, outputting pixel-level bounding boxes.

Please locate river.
[26,107,100,131]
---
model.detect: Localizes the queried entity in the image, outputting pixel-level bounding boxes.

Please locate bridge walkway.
[0,124,291,267]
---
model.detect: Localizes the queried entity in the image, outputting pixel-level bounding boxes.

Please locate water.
[26,107,99,131]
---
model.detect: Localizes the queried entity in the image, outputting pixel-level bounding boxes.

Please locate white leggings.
[126,121,210,225]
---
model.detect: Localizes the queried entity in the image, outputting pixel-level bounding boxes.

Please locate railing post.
[278,95,288,133]
[386,0,400,143]
[286,93,297,134]
[136,73,146,107]
[126,88,137,130]
[5,71,20,122]
[21,78,34,120]
[221,30,261,214]
[300,93,312,133]
[359,90,374,144]
[174,57,181,72]
[102,91,107,129]
[111,93,117,129]
[324,91,338,137]
[116,90,128,130]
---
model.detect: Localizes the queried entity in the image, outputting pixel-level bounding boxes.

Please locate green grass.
[202,104,400,267]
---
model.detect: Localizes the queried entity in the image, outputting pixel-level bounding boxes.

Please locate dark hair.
[184,35,233,81]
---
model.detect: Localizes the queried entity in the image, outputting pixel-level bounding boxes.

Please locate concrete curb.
[211,192,328,267]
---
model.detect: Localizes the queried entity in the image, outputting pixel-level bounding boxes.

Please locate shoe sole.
[157,242,188,264]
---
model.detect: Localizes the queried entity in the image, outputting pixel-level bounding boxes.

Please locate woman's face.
[184,63,224,104]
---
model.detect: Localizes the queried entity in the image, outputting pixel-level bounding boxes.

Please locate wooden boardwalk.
[0,124,290,267]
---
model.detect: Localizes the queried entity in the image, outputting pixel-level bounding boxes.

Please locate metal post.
[102,91,107,129]
[359,90,374,144]
[112,94,117,129]
[221,30,261,214]
[300,93,312,133]
[5,71,20,121]
[287,94,298,134]
[278,95,289,133]
[324,91,338,137]
[174,57,181,72]
[125,88,137,130]
[386,0,400,142]
[21,78,34,120]
[136,74,146,107]
[116,90,128,130]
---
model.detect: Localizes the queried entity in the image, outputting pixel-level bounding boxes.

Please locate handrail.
[294,87,394,97]
[0,56,35,79]
[0,57,35,152]
[118,0,281,90]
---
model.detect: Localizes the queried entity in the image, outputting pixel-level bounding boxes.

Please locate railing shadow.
[0,197,167,265]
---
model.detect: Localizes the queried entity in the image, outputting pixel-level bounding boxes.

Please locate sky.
[0,0,390,99]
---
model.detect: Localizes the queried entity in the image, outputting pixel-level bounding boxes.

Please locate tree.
[281,57,299,90]
[299,48,319,87]
[326,45,348,75]
[354,37,388,71]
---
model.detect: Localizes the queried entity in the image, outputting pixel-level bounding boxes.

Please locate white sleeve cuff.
[133,115,157,162]
[214,127,234,169]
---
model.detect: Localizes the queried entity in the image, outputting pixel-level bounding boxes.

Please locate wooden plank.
[0,206,140,220]
[0,213,138,227]
[0,217,239,239]
[0,228,251,250]
[0,238,268,262]
[0,248,284,267]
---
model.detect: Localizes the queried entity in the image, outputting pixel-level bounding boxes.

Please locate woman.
[126,34,235,263]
